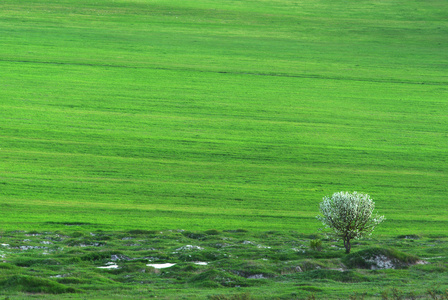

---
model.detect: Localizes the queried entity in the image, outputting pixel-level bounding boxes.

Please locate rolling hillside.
[1,0,447,234]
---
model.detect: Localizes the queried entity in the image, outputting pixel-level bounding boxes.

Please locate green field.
[2,0,447,234]
[1,0,447,298]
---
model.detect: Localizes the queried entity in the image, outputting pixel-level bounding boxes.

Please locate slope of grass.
[1,0,447,235]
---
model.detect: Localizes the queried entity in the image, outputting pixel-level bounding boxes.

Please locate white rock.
[248,274,265,279]
[365,255,395,269]
[147,263,176,269]
[98,263,120,269]
[176,245,203,251]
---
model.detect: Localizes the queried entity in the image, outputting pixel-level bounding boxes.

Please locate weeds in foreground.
[391,287,403,300]
[310,239,323,252]
[208,292,253,300]
[427,286,448,300]
[348,292,365,300]
[380,288,407,300]
[380,287,447,300]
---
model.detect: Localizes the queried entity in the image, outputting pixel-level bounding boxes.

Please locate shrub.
[317,191,385,253]
[309,239,323,251]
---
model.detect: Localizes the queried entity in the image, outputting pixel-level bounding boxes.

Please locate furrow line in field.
[10,198,315,218]
[1,58,447,86]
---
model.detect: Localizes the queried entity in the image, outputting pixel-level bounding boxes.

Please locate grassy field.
[0,0,447,298]
[0,229,447,299]
[1,0,447,234]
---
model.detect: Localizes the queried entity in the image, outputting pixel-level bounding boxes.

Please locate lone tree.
[317,191,385,254]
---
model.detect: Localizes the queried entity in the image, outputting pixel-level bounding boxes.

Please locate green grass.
[0,0,447,297]
[1,0,446,234]
[0,229,446,299]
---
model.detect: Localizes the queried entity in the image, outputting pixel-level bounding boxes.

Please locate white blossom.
[317,191,385,253]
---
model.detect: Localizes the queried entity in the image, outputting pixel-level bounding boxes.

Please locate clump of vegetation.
[189,269,251,288]
[317,191,385,253]
[310,239,323,252]
[427,286,448,300]
[209,292,253,300]
[228,260,277,279]
[0,275,79,294]
[381,288,419,300]
[342,247,420,269]
[204,229,221,235]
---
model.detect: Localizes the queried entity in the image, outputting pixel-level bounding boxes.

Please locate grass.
[0,0,446,234]
[0,0,447,297]
[0,229,447,299]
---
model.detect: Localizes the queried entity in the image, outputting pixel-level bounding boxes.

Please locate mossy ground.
[0,229,447,299]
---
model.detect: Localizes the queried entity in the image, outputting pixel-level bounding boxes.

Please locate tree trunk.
[343,238,351,254]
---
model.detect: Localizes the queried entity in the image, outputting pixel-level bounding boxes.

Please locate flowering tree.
[317,191,385,254]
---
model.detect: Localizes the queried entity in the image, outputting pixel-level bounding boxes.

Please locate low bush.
[310,239,323,251]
